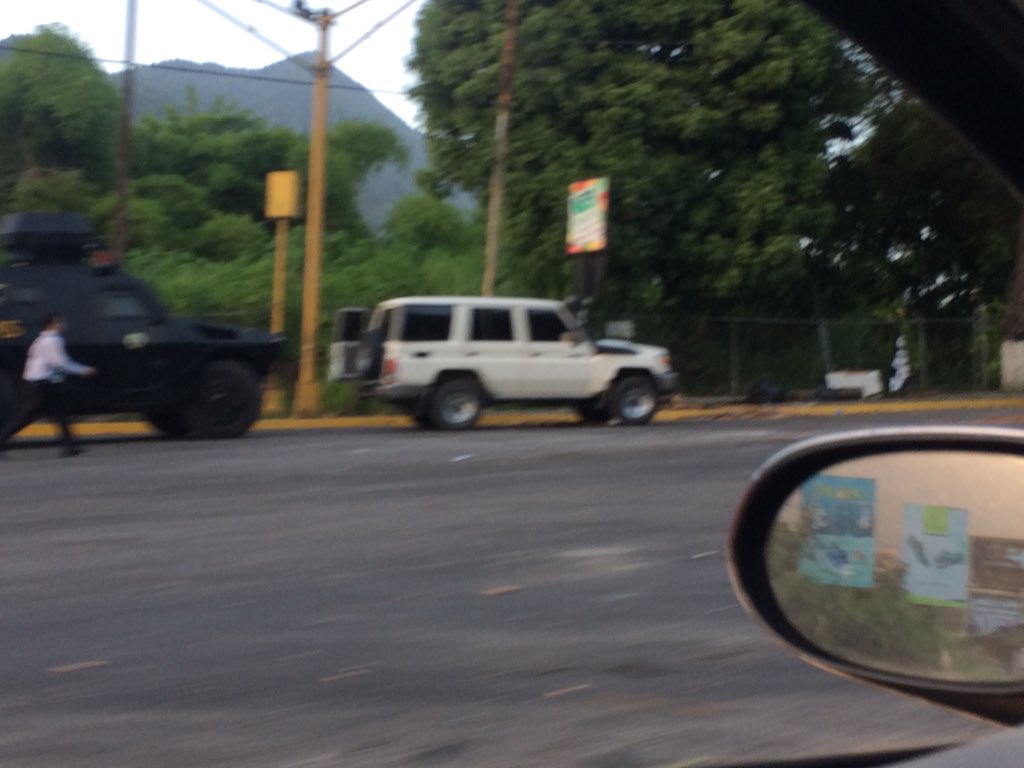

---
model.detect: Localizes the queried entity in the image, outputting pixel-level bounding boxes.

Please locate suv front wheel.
[428,378,482,430]
[610,375,657,426]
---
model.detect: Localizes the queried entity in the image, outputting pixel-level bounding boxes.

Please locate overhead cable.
[196,0,309,71]
[332,0,420,63]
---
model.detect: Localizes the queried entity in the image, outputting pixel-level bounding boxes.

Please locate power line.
[0,42,410,96]
[196,0,306,69]
[248,0,297,19]
[332,0,420,63]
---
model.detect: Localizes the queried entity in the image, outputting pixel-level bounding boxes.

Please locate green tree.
[291,120,409,236]
[825,96,1018,318]
[0,26,119,206]
[193,212,269,261]
[133,96,299,219]
[10,168,93,213]
[133,174,213,248]
[384,193,479,255]
[411,0,868,316]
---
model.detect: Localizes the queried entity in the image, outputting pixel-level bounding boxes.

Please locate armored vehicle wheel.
[610,375,657,426]
[0,372,18,435]
[184,360,261,439]
[146,410,189,438]
[428,377,482,430]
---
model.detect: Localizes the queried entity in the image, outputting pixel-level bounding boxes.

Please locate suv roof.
[376,296,566,311]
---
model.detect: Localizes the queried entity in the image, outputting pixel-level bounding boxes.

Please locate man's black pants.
[0,380,76,450]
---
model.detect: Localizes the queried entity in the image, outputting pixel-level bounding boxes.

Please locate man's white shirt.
[23,330,90,382]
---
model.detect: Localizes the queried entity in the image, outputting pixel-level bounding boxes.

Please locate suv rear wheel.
[428,378,482,430]
[184,360,261,438]
[610,375,657,426]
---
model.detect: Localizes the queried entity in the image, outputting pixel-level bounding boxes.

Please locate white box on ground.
[825,369,884,398]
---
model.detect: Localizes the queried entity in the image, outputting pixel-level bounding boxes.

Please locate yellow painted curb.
[658,398,1024,421]
[9,397,1024,439]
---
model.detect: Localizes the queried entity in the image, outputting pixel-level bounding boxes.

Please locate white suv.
[331,296,677,430]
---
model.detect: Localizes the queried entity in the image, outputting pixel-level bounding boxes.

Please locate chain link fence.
[206,304,998,397]
[594,310,996,397]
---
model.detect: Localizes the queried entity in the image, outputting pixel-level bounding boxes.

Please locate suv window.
[401,304,452,342]
[471,308,513,341]
[527,309,568,342]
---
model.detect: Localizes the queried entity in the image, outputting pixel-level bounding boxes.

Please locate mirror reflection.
[767,450,1024,684]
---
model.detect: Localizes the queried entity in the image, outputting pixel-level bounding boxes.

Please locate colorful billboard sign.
[902,504,969,606]
[566,178,610,254]
[798,475,876,588]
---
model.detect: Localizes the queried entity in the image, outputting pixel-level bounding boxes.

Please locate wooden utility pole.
[112,0,137,259]
[481,0,518,297]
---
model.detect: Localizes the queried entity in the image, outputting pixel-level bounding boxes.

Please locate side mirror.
[729,427,1024,724]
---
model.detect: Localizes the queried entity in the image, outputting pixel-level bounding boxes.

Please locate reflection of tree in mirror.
[769,522,1008,682]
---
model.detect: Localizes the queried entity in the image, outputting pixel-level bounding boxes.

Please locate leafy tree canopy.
[133,94,299,220]
[411,0,869,316]
[0,25,118,197]
[825,95,1018,318]
[291,120,410,236]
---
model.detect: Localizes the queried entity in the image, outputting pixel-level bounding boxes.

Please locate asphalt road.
[1,412,1015,767]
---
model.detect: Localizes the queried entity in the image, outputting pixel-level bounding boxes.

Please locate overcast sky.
[3,0,426,127]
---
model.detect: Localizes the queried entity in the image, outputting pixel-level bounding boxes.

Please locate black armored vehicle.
[0,212,281,439]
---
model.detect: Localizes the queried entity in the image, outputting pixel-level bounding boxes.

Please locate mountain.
[119,56,429,229]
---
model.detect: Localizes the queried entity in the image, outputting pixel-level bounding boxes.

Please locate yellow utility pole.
[264,170,300,414]
[271,217,291,336]
[292,13,335,417]
[287,0,394,414]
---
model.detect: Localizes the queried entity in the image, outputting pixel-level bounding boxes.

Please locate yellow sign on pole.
[263,170,299,416]
[265,170,300,220]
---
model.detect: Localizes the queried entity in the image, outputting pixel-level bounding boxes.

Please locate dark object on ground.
[747,378,788,404]
[813,385,864,402]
